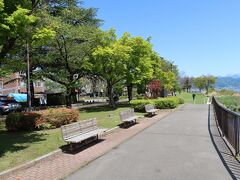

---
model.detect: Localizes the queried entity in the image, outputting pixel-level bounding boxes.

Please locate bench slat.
[61,118,98,140]
[65,129,106,143]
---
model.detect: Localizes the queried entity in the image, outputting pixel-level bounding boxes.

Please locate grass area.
[216,96,240,112]
[0,104,145,172]
[0,123,64,172]
[80,104,144,129]
[177,92,207,104]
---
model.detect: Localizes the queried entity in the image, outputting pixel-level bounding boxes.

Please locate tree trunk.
[107,82,115,108]
[66,87,72,108]
[127,84,133,102]
[70,88,77,103]
[65,86,77,108]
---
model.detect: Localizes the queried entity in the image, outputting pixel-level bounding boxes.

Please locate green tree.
[119,33,153,101]
[0,0,56,107]
[182,76,193,92]
[35,1,102,107]
[193,77,205,92]
[93,30,131,108]
[203,75,217,95]
[151,54,179,95]
[0,0,38,65]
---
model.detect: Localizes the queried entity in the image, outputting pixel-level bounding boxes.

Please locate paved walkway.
[67,104,232,180]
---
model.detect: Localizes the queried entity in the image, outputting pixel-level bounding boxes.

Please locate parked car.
[0,96,22,115]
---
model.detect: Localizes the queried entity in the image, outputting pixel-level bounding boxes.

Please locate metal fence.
[212,96,240,156]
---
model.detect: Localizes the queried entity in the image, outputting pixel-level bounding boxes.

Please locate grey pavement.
[67,104,232,180]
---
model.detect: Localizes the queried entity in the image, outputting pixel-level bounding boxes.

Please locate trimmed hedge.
[130,97,184,112]
[6,112,41,132]
[39,108,80,128]
[129,99,155,112]
[6,108,80,132]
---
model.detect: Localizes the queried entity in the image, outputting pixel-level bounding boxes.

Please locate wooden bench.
[145,104,158,116]
[61,118,106,151]
[119,109,139,127]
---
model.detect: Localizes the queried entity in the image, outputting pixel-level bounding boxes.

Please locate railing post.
[235,116,239,156]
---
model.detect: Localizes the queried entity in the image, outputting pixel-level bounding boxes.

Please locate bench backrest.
[61,118,97,140]
[119,109,135,121]
[145,104,155,112]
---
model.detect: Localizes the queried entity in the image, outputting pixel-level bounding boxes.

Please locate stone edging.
[0,149,62,179]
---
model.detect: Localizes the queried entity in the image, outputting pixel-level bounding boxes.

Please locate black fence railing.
[212,96,240,156]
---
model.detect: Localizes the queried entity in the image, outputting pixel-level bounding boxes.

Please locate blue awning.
[8,93,27,102]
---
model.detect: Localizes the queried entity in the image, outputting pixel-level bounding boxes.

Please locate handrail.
[212,96,240,156]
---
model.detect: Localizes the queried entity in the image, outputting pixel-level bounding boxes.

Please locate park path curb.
[0,149,62,179]
[0,106,180,179]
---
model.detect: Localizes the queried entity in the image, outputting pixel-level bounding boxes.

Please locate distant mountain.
[215,75,240,92]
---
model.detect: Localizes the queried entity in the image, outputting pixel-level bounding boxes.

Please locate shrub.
[130,99,154,112]
[5,108,80,131]
[6,112,41,132]
[166,97,184,105]
[177,97,185,104]
[130,97,184,112]
[39,108,80,128]
[154,98,177,109]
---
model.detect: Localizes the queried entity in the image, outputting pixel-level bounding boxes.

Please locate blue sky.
[84,0,240,77]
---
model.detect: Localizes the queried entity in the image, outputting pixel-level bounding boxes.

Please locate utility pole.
[26,43,32,109]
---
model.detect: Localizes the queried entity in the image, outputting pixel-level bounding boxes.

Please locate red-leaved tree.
[148,79,162,98]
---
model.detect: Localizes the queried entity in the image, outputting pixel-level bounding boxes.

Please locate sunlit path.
[67,104,232,180]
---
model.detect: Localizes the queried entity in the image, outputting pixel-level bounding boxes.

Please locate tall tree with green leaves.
[182,76,193,92]
[0,0,37,75]
[193,76,205,92]
[0,0,56,107]
[34,0,102,107]
[119,33,153,101]
[93,30,131,108]
[150,53,179,95]
[203,75,217,94]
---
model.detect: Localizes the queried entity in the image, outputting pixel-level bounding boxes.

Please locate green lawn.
[0,104,145,172]
[177,92,207,104]
[0,125,64,172]
[80,105,144,129]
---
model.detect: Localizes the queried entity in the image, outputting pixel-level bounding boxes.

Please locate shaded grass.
[0,104,144,172]
[177,92,207,104]
[0,123,64,172]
